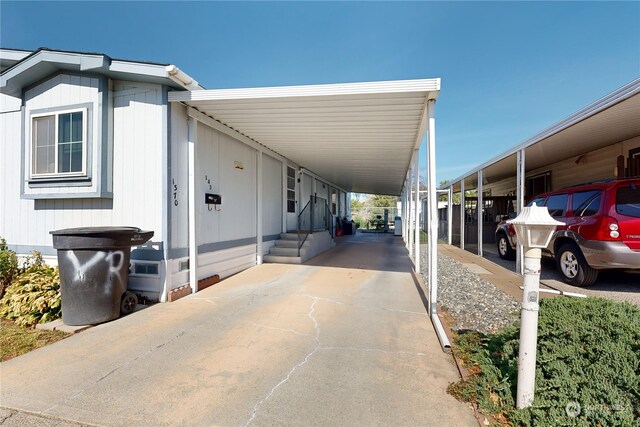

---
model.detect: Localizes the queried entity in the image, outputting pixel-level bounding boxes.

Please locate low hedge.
[450,296,640,426]
[0,251,62,327]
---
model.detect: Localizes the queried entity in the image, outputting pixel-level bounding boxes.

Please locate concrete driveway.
[1,233,475,426]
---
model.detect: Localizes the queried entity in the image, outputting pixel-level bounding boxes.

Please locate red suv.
[495,178,640,286]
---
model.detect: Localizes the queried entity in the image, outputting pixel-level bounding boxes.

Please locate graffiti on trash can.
[66,250,125,283]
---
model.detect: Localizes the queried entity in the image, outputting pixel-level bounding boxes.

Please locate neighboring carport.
[439,78,640,273]
[168,79,446,343]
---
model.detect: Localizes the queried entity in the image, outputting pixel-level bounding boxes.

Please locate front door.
[286,166,297,231]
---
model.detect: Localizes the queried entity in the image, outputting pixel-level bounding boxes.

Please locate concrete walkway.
[1,233,476,427]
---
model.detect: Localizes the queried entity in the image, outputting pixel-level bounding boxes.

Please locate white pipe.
[166,65,201,90]
[187,117,198,294]
[517,247,541,408]
[520,286,587,298]
[431,314,451,350]
[414,148,420,272]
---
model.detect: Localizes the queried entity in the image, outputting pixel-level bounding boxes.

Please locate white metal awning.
[445,78,640,191]
[168,79,440,195]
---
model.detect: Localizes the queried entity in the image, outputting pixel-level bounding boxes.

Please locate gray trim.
[131,242,165,261]
[162,85,171,257]
[8,244,57,257]
[263,234,281,242]
[166,237,259,260]
[10,242,166,261]
[198,237,257,254]
[22,192,113,200]
[167,247,188,259]
[20,105,25,198]
[27,101,95,185]
[99,75,109,196]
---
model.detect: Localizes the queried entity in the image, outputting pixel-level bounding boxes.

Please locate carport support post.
[257,151,263,265]
[516,150,526,275]
[408,159,414,255]
[477,170,483,257]
[426,99,438,316]
[460,179,465,250]
[414,149,420,271]
[447,185,453,245]
[188,117,198,294]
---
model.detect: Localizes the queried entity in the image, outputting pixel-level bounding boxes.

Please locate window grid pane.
[33,116,56,174]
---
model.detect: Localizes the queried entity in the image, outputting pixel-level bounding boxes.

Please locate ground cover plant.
[449,296,640,426]
[0,318,67,361]
[0,242,62,327]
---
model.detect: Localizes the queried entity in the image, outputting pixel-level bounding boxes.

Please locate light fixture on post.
[508,203,564,409]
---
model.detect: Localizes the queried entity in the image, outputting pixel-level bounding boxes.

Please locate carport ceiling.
[168,79,440,195]
[447,80,640,192]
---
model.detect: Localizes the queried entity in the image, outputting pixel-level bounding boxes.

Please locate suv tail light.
[506,223,516,236]
[595,216,621,241]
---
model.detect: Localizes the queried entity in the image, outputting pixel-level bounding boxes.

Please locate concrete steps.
[263,231,333,264]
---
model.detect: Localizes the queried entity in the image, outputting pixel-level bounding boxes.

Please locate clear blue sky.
[2,1,639,188]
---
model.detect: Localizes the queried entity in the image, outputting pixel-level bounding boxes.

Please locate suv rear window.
[616,186,640,218]
[572,190,601,217]
[546,193,568,217]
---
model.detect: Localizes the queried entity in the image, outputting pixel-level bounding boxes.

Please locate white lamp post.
[508,203,564,409]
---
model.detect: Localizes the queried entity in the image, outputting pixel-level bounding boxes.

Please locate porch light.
[508,203,563,248]
[507,203,564,409]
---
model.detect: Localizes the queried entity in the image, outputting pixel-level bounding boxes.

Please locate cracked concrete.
[1,234,475,426]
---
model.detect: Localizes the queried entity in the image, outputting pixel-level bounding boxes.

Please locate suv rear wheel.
[496,233,515,260]
[555,243,598,287]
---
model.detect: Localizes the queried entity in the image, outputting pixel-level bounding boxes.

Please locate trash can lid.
[50,227,154,250]
[50,226,144,235]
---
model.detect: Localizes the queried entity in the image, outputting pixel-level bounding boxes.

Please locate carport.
[439,78,640,273]
[168,78,446,343]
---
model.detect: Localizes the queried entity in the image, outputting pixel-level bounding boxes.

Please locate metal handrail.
[297,199,312,256]
[297,195,331,256]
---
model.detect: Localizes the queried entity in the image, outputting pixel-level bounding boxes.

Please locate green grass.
[0,318,68,361]
[449,297,640,426]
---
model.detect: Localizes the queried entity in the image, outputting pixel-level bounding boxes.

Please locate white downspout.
[188,117,198,294]
[426,99,448,348]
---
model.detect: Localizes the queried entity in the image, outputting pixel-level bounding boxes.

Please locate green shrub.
[450,297,640,426]
[0,237,20,299]
[0,253,62,327]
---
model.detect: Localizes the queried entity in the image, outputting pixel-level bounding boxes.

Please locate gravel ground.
[420,246,520,335]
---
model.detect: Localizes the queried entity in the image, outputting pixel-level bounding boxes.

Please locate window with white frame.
[31,108,86,178]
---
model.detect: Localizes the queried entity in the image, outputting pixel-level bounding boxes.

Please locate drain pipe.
[431,314,451,349]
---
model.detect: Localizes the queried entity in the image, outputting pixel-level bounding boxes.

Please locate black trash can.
[50,227,154,326]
